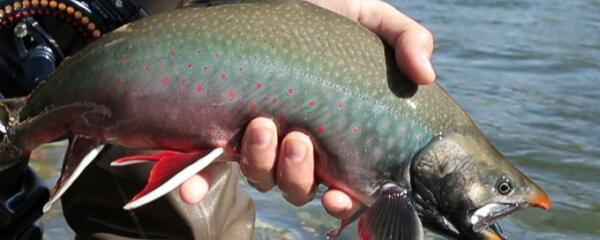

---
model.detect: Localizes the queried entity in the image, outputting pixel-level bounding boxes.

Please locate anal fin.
[357,183,423,240]
[43,136,104,212]
[116,148,224,210]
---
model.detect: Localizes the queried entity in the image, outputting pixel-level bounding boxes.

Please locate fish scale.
[0,1,550,239]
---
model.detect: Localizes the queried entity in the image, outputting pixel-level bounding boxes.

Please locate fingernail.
[284,140,307,162]
[421,53,433,69]
[420,54,436,83]
[249,128,271,148]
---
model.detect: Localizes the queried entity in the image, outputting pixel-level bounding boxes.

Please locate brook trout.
[0,1,550,239]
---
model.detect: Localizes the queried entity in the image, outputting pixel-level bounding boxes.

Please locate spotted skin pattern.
[17,1,475,204]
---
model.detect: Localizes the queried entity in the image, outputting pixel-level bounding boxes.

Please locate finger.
[321,188,362,219]
[240,117,278,192]
[351,0,436,84]
[276,131,316,206]
[179,168,211,204]
[394,27,436,85]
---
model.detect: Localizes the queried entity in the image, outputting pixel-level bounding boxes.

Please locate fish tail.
[0,97,28,171]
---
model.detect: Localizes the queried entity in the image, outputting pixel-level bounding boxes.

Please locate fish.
[0,1,550,239]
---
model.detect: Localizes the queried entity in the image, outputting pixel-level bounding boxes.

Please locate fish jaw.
[467,186,551,239]
[480,224,507,240]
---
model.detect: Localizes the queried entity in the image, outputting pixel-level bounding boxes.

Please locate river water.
[33,0,599,239]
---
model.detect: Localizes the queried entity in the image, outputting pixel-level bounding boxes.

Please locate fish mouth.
[466,191,551,240]
[468,203,528,240]
[480,223,507,240]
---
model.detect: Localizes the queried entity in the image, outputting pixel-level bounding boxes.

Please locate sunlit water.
[31,0,599,239]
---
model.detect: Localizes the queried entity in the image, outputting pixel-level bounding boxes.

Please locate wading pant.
[61,146,255,239]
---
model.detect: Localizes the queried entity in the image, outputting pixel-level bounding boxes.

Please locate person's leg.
[0,162,47,240]
[61,146,255,240]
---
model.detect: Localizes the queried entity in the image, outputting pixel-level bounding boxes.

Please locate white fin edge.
[122,147,224,210]
[43,144,106,212]
[110,159,154,167]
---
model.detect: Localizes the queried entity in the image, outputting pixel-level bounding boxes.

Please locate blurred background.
[18,0,600,239]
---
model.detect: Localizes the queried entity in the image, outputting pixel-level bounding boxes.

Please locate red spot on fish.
[227,91,237,100]
[352,127,360,134]
[115,78,122,85]
[337,102,345,109]
[373,149,384,160]
[132,90,141,97]
[181,78,188,85]
[250,102,257,111]
[196,85,205,93]
[144,65,150,72]
[308,100,317,107]
[123,56,129,65]
[255,82,263,89]
[316,126,326,133]
[277,114,286,123]
[287,88,295,95]
[239,67,246,73]
[203,66,209,72]
[271,98,278,104]
[169,49,176,57]
[221,74,228,81]
[187,64,193,69]
[161,75,170,85]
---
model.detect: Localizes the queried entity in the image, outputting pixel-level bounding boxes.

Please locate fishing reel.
[0,0,146,97]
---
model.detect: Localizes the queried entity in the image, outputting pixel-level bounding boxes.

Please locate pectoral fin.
[43,136,105,212]
[357,183,423,240]
[113,148,224,210]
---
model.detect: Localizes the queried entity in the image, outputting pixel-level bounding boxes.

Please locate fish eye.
[496,178,513,195]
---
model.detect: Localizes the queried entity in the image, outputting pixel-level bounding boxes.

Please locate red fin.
[357,184,423,240]
[43,136,104,212]
[110,150,179,166]
[122,148,224,210]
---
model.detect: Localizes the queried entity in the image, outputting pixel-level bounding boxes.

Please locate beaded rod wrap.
[0,0,103,42]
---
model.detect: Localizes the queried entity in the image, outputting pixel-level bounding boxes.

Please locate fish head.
[409,133,550,240]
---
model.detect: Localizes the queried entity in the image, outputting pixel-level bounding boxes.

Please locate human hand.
[179,0,435,221]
